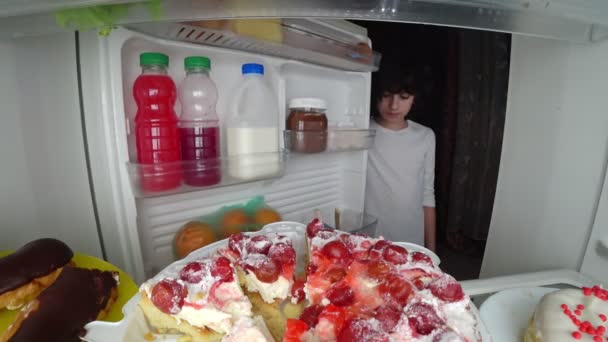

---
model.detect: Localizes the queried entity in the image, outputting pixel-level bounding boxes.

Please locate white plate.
[84,221,447,341]
[479,287,558,342]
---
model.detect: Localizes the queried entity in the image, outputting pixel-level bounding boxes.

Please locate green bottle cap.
[184,56,211,70]
[139,52,169,67]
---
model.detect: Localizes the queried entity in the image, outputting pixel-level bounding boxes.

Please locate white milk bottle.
[226,63,280,180]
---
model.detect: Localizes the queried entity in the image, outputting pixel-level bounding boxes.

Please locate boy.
[365,71,436,251]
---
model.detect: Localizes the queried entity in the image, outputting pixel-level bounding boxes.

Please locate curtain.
[444,30,510,244]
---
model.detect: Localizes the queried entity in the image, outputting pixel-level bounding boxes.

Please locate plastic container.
[226,63,280,180]
[178,56,221,187]
[126,152,286,198]
[286,98,328,153]
[133,52,181,192]
[284,129,375,153]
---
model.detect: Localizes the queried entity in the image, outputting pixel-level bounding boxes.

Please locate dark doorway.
[353,21,511,280]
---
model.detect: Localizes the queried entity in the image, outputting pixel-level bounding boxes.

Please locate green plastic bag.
[55,0,161,36]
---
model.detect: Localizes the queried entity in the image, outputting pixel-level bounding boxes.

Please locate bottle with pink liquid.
[133,52,182,192]
[178,56,221,187]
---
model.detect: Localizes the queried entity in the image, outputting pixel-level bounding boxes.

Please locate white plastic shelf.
[284,129,375,154]
[125,20,380,72]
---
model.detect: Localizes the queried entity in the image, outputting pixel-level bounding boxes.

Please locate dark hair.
[371,67,418,118]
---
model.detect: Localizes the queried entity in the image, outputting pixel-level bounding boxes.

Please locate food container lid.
[288,98,327,110]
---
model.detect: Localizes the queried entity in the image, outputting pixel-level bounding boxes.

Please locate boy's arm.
[424,206,436,252]
[423,130,437,251]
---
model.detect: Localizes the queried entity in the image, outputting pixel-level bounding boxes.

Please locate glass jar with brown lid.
[286,98,328,153]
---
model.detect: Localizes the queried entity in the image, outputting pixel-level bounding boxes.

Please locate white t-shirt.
[365,120,436,245]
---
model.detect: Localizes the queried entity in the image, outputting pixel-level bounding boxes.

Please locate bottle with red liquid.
[133,52,182,192]
[178,56,221,187]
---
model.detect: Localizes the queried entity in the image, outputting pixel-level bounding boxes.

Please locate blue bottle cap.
[242,63,264,75]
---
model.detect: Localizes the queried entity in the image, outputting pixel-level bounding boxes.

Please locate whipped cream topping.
[221,316,274,342]
[140,256,252,334]
[244,271,291,304]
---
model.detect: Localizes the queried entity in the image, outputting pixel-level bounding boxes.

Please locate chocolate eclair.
[0,238,73,309]
[0,266,118,342]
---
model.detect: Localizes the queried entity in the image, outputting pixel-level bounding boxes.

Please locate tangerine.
[174,221,216,259]
[219,209,250,239]
[254,207,282,226]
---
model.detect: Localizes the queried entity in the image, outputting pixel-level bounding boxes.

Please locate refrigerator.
[0,0,607,339]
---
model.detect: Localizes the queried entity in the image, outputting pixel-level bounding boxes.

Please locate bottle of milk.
[226,63,280,180]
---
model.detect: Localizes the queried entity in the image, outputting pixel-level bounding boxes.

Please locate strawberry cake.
[138,219,482,342]
[524,286,608,342]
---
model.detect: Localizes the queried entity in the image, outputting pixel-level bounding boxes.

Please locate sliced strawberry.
[300,304,324,328]
[284,319,309,342]
[151,279,188,314]
[429,275,465,303]
[406,302,444,336]
[368,240,390,260]
[339,234,356,250]
[326,267,347,283]
[337,319,389,342]
[246,235,272,255]
[179,262,206,283]
[379,274,413,308]
[326,282,355,307]
[382,245,408,265]
[318,304,347,338]
[374,304,402,333]
[366,260,392,281]
[291,278,306,303]
[411,251,433,266]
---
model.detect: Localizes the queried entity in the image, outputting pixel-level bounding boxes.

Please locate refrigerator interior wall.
[581,160,608,285]
[82,28,370,280]
[481,35,608,279]
[0,33,102,257]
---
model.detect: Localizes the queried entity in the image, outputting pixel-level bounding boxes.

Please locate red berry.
[306,263,318,276]
[379,274,413,308]
[594,336,602,342]
[367,260,392,280]
[228,233,246,256]
[369,240,390,260]
[429,275,465,303]
[319,304,347,336]
[179,262,205,283]
[307,219,327,238]
[374,304,402,332]
[284,319,309,342]
[572,331,582,339]
[252,257,281,283]
[326,282,355,307]
[406,302,443,335]
[382,245,408,265]
[577,304,585,310]
[151,279,188,314]
[291,278,306,303]
[600,314,607,322]
[339,234,356,250]
[210,256,234,282]
[268,242,296,266]
[337,319,388,342]
[321,240,353,265]
[247,235,272,255]
[300,304,324,328]
[411,252,433,265]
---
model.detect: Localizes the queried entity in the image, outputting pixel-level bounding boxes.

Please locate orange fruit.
[254,207,282,226]
[219,209,250,239]
[174,221,216,259]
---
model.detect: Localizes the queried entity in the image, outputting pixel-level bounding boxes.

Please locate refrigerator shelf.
[126,151,286,198]
[283,129,376,154]
[124,20,381,72]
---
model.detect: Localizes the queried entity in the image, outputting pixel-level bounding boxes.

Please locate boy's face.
[377,91,414,125]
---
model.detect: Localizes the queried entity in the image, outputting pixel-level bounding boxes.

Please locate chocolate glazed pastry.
[1,266,118,342]
[0,238,73,309]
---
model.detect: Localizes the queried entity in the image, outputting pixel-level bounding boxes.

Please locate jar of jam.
[286,98,328,153]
